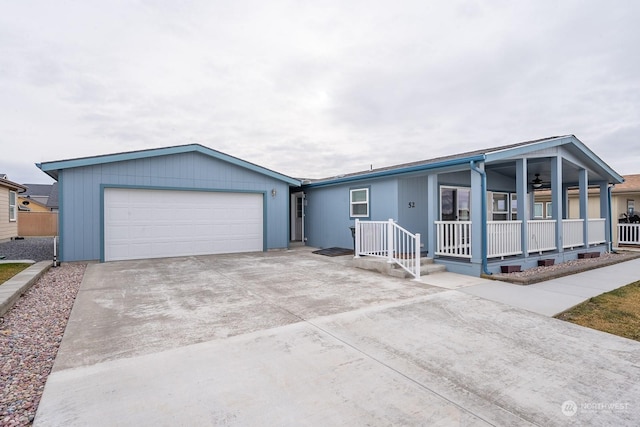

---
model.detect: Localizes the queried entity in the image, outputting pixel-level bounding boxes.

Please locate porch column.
[515,158,528,257]
[551,156,564,252]
[426,173,438,258]
[562,184,570,219]
[470,162,484,265]
[579,169,589,247]
[599,181,611,248]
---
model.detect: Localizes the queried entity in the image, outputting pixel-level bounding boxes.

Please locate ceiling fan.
[531,173,544,189]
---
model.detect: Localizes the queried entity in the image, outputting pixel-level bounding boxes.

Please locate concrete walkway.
[447,258,640,316]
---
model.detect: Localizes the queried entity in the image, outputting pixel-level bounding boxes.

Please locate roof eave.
[0,178,27,193]
[304,154,486,188]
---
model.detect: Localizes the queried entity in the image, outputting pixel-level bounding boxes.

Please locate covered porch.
[423,137,618,276]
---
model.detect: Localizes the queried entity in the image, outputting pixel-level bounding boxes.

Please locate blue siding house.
[37,135,624,278]
[302,135,624,277]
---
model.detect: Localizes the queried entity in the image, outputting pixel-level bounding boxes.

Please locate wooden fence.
[18,211,58,236]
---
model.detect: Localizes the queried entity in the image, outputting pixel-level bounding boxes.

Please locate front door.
[440,187,470,221]
[290,192,304,241]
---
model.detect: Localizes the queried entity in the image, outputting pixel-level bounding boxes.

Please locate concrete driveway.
[35,249,640,426]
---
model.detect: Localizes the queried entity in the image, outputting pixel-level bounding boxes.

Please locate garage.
[104,188,264,261]
[37,144,298,262]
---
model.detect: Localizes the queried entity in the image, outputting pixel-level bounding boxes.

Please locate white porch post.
[516,158,529,257]
[470,162,484,264]
[427,173,438,258]
[579,169,589,247]
[551,156,564,252]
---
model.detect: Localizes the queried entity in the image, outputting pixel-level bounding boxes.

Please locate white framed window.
[350,188,369,218]
[9,190,17,221]
[510,194,518,220]
[546,202,552,218]
[533,202,543,218]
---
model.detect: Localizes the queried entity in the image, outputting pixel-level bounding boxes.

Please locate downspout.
[470,160,492,275]
[608,184,614,253]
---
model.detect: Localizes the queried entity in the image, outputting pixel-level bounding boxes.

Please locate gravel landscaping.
[0,239,57,263]
[490,250,640,284]
[0,263,85,426]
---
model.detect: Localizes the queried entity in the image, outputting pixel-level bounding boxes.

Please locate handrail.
[355,219,421,280]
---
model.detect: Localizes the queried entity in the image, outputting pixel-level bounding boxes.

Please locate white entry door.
[104,188,263,261]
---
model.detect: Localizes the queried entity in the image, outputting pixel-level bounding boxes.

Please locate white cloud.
[1,0,639,184]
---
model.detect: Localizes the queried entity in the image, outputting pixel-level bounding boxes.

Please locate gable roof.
[613,174,640,193]
[304,135,623,187]
[37,144,300,186]
[22,183,54,197]
[0,175,27,192]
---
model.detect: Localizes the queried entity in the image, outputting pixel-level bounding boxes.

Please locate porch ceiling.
[487,157,609,188]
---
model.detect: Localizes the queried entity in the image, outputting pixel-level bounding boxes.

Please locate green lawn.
[0,263,30,285]
[555,281,640,341]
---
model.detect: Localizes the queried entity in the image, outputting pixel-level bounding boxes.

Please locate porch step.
[389,261,447,279]
[353,256,446,279]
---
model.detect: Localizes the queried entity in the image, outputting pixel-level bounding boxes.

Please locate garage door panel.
[104,188,264,261]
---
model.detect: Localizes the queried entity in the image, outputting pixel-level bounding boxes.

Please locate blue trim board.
[99,184,270,262]
[38,144,301,186]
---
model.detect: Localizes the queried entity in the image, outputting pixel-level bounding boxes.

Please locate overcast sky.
[1,0,639,184]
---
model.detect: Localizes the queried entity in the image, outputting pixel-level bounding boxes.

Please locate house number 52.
[408,202,415,208]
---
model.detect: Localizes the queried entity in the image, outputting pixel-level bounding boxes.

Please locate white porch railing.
[562,219,584,249]
[487,221,522,258]
[527,220,557,254]
[618,223,640,245]
[354,219,421,280]
[435,221,472,258]
[588,218,606,244]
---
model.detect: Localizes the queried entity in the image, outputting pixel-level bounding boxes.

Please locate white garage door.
[104,188,264,261]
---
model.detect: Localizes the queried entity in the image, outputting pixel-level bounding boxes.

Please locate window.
[441,187,470,221]
[546,202,552,218]
[491,192,509,221]
[350,188,369,218]
[628,199,635,216]
[9,190,16,221]
[533,202,543,218]
[510,194,518,220]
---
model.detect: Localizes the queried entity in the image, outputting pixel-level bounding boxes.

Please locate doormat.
[312,247,354,257]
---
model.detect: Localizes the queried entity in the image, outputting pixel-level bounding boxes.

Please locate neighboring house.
[37,135,625,277]
[20,183,59,211]
[37,145,299,262]
[0,174,27,241]
[18,195,50,212]
[302,135,623,276]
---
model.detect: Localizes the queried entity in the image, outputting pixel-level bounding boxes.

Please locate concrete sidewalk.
[448,258,640,316]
